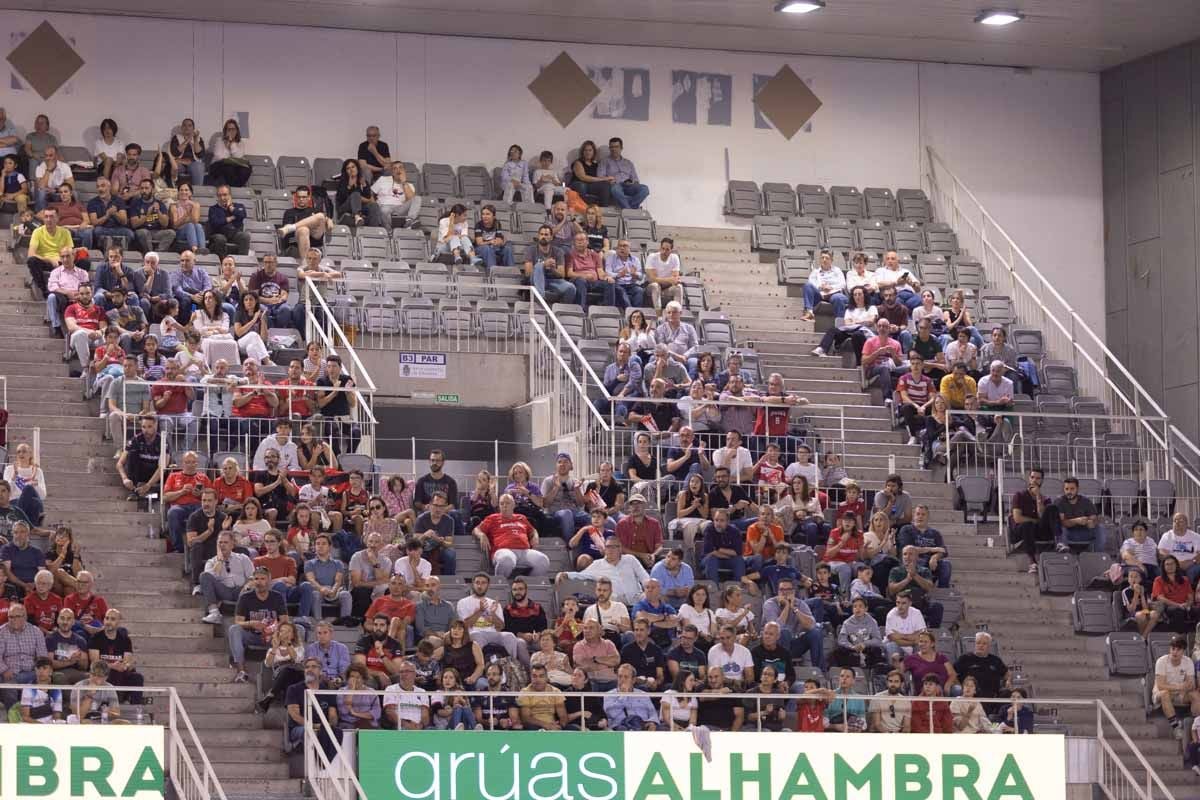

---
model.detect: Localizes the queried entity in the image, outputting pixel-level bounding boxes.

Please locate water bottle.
[100,703,109,724]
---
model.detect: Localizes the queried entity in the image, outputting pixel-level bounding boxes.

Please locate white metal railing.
[301,687,1173,800]
[924,146,1200,517]
[0,683,226,800]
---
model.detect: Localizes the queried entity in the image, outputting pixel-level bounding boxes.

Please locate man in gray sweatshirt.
[831,597,885,668]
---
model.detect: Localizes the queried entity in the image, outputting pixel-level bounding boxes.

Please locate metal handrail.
[302,276,378,393]
[527,286,612,399]
[1097,699,1177,800]
[924,146,1174,443]
[305,691,368,800]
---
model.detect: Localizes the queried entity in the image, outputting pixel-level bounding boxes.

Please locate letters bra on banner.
[359,730,1064,800]
[1,724,165,799]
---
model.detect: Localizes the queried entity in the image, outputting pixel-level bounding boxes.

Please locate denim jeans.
[701,554,746,582]
[803,285,848,316]
[227,624,267,665]
[531,264,577,303]
[784,626,825,669]
[613,283,644,310]
[610,182,650,209]
[273,581,317,618]
[554,509,591,540]
[175,223,207,250]
[897,289,922,310]
[477,243,514,268]
[93,226,135,249]
[571,279,615,311]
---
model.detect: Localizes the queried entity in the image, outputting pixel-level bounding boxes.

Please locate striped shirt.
[1121,538,1158,567]
[0,622,48,675]
[898,372,935,405]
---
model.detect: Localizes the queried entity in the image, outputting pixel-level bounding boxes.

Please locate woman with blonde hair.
[257,621,304,713]
[4,443,46,525]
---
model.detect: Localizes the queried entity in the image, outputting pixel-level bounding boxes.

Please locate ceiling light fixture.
[974,9,1024,26]
[775,0,825,14]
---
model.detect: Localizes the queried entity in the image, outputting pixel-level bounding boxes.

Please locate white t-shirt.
[707,643,754,681]
[93,138,125,160]
[393,557,432,584]
[661,690,697,723]
[382,684,429,724]
[456,595,504,631]
[35,161,73,190]
[784,461,822,487]
[883,607,927,655]
[372,175,417,208]
[1158,530,1200,563]
[715,607,755,633]
[583,600,631,633]
[1154,654,1194,695]
[869,691,911,733]
[1121,537,1158,566]
[712,446,753,476]
[646,252,681,279]
[840,305,877,330]
[677,604,717,638]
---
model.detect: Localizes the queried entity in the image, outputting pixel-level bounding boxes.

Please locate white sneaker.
[202,609,223,624]
[906,436,919,446]
[454,722,465,730]
[278,224,296,236]
[1191,764,1200,776]
[810,346,825,357]
[191,586,202,596]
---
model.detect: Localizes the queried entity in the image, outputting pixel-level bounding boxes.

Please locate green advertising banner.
[359,730,1064,800]
[0,725,165,799]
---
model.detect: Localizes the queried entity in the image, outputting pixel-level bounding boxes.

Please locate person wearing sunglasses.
[868,669,911,733]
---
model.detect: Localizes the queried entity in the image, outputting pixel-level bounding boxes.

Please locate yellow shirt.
[29,225,73,261]
[517,686,562,727]
[938,374,977,409]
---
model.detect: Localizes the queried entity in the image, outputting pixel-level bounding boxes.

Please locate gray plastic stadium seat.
[1147,633,1176,663]
[457,166,494,203]
[421,164,458,200]
[786,217,822,254]
[930,588,964,629]
[897,188,931,223]
[620,209,656,245]
[891,221,924,257]
[760,183,796,216]
[277,156,312,188]
[954,475,992,522]
[918,258,951,291]
[1104,632,1148,675]
[856,220,891,257]
[777,249,812,286]
[980,295,1015,326]
[724,181,761,217]
[1072,590,1115,634]
[950,258,986,292]
[438,299,473,338]
[1077,552,1114,587]
[244,155,278,191]
[829,186,864,220]
[821,219,855,264]
[1041,365,1078,397]
[680,276,707,310]
[551,303,586,339]
[1038,552,1079,594]
[1145,480,1176,521]
[400,162,423,194]
[752,216,787,251]
[514,203,548,235]
[587,306,622,341]
[312,158,343,191]
[478,301,514,339]
[934,629,958,661]
[392,229,429,264]
[697,312,735,349]
[1009,329,1044,360]
[796,184,831,218]
[260,189,294,227]
[355,227,390,262]
[863,187,896,221]
[924,223,958,257]
[401,296,439,335]
[244,221,278,257]
[415,263,454,302]
[360,297,398,334]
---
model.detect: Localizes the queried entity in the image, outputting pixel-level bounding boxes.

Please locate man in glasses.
[303,621,350,688]
[200,531,254,625]
[348,532,392,621]
[277,185,333,262]
[413,490,458,576]
[869,669,911,733]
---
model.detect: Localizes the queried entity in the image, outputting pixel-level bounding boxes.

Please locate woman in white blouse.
[810,285,877,362]
[3,443,46,525]
[844,252,880,305]
[619,309,657,364]
[92,118,124,180]
[207,118,250,187]
[232,291,273,365]
[677,584,718,647]
[191,290,239,365]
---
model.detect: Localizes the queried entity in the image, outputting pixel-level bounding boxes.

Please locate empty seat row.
[727,181,932,223]
[754,215,958,258]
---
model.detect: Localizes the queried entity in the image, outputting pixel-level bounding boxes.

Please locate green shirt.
[887,563,934,606]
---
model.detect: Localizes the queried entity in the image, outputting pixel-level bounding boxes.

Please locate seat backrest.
[1072,590,1115,634]
[829,185,864,219]
[760,182,796,216]
[1104,632,1148,675]
[1038,552,1079,594]
[752,215,787,251]
[725,180,762,216]
[796,184,831,218]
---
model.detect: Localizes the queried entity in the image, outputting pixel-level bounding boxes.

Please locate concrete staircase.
[660,225,1193,798]
[0,235,302,800]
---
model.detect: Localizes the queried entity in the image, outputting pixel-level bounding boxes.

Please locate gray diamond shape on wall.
[529,52,600,128]
[754,65,822,140]
[7,21,85,100]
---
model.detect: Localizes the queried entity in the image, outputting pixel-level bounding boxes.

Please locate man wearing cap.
[556,538,649,606]
[615,494,664,568]
[801,250,847,322]
[226,566,288,684]
[540,453,591,541]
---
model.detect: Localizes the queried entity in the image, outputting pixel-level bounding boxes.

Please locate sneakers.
[278,224,296,236]
[1191,764,1199,776]
[1173,723,1184,740]
[191,585,202,596]
[453,722,465,730]
[906,436,919,446]
[810,346,825,357]
[201,609,222,624]
[1055,543,1070,553]
[474,723,484,731]
[233,670,249,684]
[1027,563,1039,574]
[801,310,814,322]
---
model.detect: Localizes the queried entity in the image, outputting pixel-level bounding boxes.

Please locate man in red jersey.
[472,493,550,579]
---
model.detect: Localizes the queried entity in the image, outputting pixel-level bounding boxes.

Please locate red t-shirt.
[796,700,826,732]
[836,498,867,525]
[64,592,108,626]
[254,555,298,581]
[753,405,791,436]
[276,379,315,417]
[478,513,534,551]
[214,476,255,507]
[1153,576,1192,605]
[151,383,190,415]
[755,462,786,486]
[233,386,275,418]
[898,372,935,405]
[163,471,211,507]
[23,591,63,631]
[825,530,864,563]
[365,595,416,624]
[65,302,106,331]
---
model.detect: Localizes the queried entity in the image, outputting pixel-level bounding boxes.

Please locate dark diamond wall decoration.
[753,64,822,140]
[529,52,600,128]
[7,21,85,100]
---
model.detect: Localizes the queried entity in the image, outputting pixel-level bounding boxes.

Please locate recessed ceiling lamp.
[775,0,825,14]
[975,9,1025,26]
